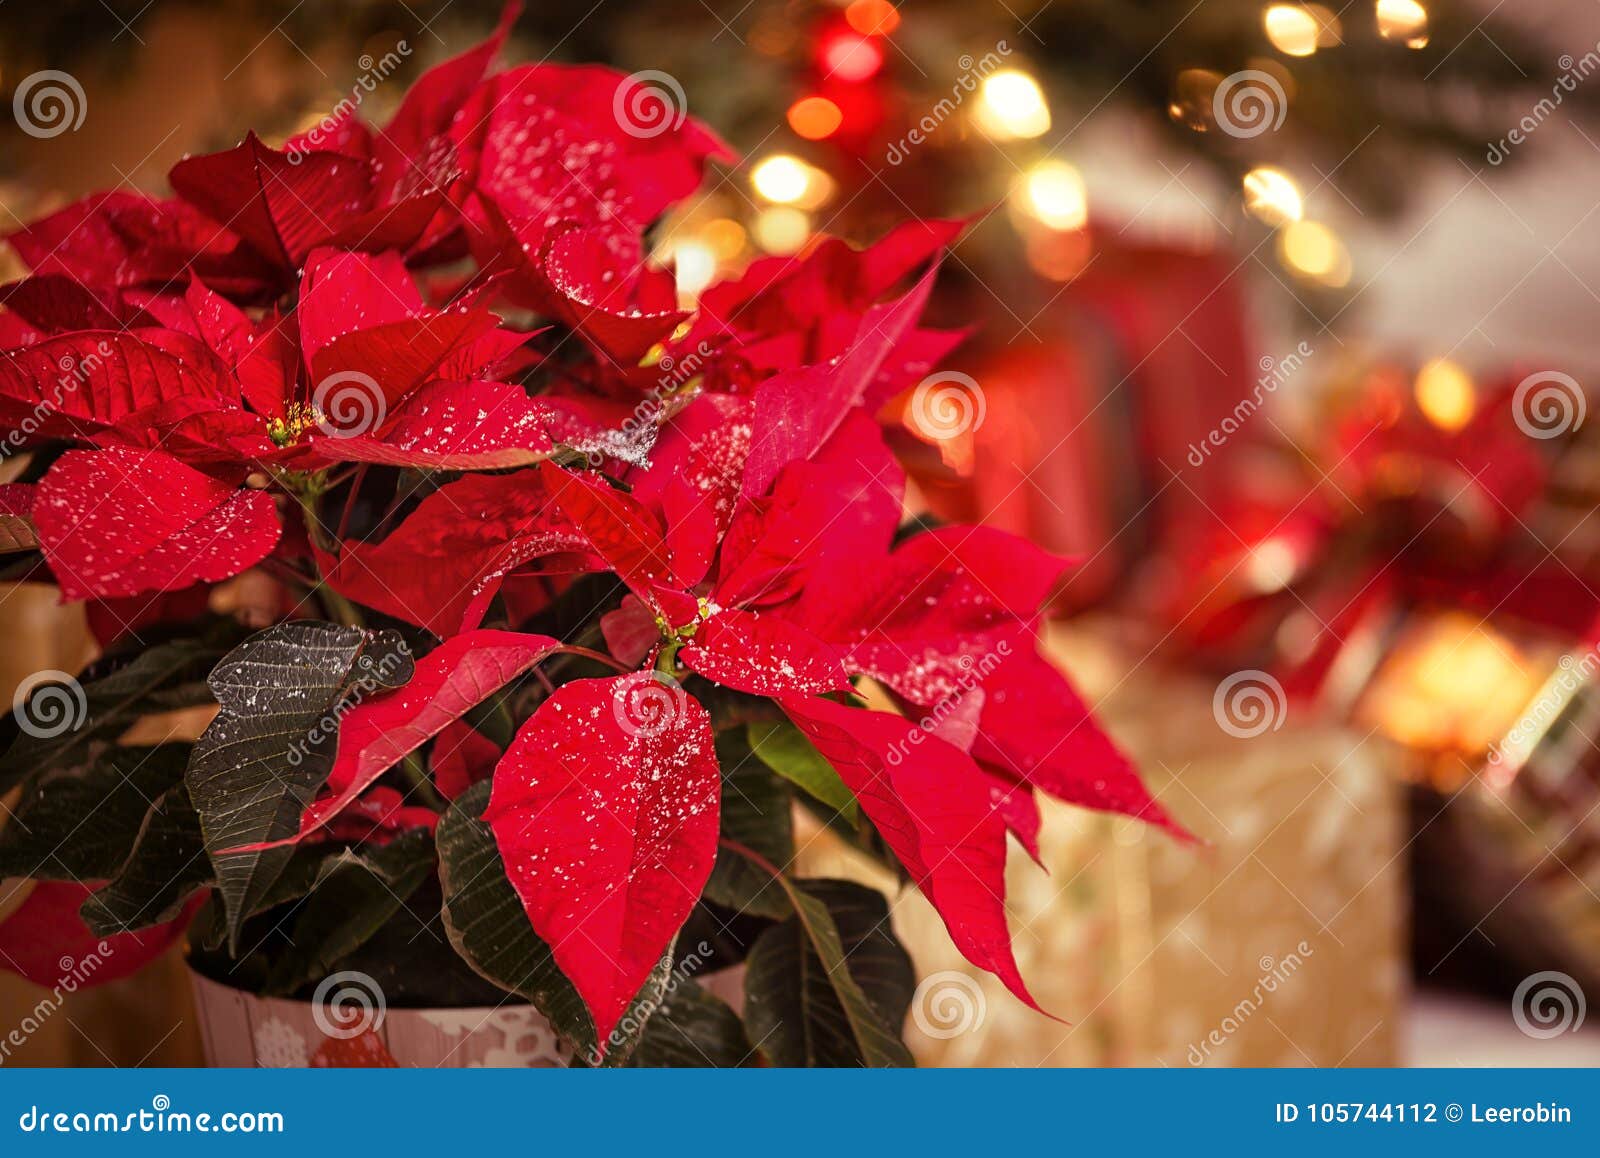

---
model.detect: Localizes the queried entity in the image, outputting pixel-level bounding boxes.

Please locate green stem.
[294,486,365,628]
[397,752,446,812]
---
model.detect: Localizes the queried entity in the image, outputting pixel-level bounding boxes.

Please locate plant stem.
[293,486,365,628]
[397,752,446,812]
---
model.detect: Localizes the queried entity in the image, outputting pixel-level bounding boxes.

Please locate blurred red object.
[904,232,1258,609]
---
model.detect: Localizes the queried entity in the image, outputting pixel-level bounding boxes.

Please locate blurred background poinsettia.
[3,0,1600,1066]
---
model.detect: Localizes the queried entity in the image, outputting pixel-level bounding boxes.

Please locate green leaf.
[0,744,190,880]
[0,625,241,794]
[81,780,210,934]
[435,781,670,1065]
[628,978,751,1067]
[742,877,915,1067]
[704,730,794,919]
[262,828,436,995]
[185,621,413,950]
[747,720,858,823]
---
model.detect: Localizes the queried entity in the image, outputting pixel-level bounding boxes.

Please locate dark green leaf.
[742,877,914,1067]
[81,780,210,934]
[704,729,793,919]
[747,720,858,822]
[185,621,413,949]
[628,978,751,1067]
[262,828,436,994]
[0,744,189,880]
[0,625,240,793]
[435,781,670,1065]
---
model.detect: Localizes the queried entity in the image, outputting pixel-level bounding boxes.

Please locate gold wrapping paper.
[800,622,1407,1066]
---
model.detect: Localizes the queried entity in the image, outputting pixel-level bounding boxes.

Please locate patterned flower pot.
[188,965,748,1067]
[188,970,568,1067]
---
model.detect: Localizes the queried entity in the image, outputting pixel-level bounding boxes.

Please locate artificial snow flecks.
[484,672,720,1049]
[318,468,591,636]
[315,379,556,470]
[33,448,280,601]
[228,630,560,851]
[678,609,845,697]
[186,622,414,945]
[742,269,938,498]
[0,331,232,445]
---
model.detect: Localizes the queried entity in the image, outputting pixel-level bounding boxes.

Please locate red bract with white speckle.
[0,2,1183,1063]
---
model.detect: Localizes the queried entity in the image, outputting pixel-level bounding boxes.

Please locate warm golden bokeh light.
[751,154,812,204]
[1279,220,1351,287]
[1376,0,1429,48]
[1414,357,1476,432]
[1242,167,1304,226]
[1264,5,1321,57]
[974,70,1052,140]
[787,96,844,140]
[752,206,811,254]
[1014,160,1088,231]
[700,218,747,261]
[845,0,901,36]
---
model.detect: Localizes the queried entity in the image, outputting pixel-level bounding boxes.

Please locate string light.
[663,239,718,299]
[751,155,813,204]
[821,30,884,80]
[1013,160,1087,231]
[1242,167,1304,226]
[1376,0,1429,48]
[787,96,843,139]
[700,218,747,261]
[1263,5,1321,57]
[845,0,901,36]
[975,70,1052,140]
[1414,357,1476,431]
[1278,220,1351,287]
[752,207,811,254]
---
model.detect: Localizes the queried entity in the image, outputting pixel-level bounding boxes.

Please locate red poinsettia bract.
[0,3,1184,1052]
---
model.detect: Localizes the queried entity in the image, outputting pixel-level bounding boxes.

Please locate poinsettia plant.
[0,7,1184,1066]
